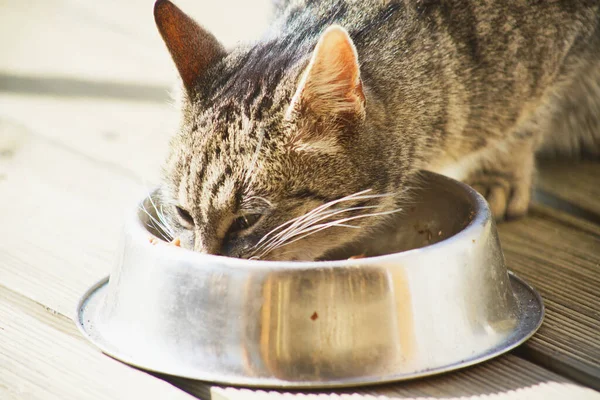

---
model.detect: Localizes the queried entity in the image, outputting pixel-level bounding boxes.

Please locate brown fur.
[154,0,600,260]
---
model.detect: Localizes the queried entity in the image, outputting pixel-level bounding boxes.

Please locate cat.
[153,0,600,261]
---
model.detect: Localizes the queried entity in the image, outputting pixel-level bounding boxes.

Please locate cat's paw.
[468,175,531,221]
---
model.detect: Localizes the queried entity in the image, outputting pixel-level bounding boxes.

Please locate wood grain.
[205,355,600,400]
[498,205,600,388]
[0,284,198,400]
[0,114,149,317]
[536,160,600,221]
[212,383,600,400]
[0,94,175,181]
[0,0,271,87]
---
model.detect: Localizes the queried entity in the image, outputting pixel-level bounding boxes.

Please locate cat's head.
[154,0,397,261]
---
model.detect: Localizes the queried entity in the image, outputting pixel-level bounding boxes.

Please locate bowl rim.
[136,171,490,270]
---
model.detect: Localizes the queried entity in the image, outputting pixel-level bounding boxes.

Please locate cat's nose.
[193,231,222,255]
[221,238,252,259]
[221,241,241,258]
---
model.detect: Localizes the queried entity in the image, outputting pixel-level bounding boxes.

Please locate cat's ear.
[154,0,226,93]
[286,25,365,120]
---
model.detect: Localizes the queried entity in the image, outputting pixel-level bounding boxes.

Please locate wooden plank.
[0,94,177,318]
[66,0,273,50]
[0,0,171,86]
[0,112,149,317]
[0,284,199,400]
[200,355,600,399]
[0,0,271,87]
[0,95,210,398]
[212,381,600,400]
[0,94,176,181]
[536,160,600,222]
[0,93,183,320]
[498,205,600,388]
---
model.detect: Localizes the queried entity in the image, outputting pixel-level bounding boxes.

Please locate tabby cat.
[153,0,600,261]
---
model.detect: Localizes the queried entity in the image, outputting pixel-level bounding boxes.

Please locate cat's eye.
[228,214,262,236]
[175,206,194,226]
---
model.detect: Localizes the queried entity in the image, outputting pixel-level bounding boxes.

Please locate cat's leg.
[466,136,537,221]
[470,60,600,219]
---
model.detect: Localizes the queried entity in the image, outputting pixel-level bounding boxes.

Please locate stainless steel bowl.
[76,171,543,388]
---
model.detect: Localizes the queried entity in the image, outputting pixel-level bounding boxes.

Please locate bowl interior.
[323,173,479,260]
[141,171,479,261]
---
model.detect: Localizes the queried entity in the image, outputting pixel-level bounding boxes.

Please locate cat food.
[148,236,181,247]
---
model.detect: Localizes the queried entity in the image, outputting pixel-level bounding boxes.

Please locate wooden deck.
[1,1,599,399]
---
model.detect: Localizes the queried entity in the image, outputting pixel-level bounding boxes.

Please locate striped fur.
[157,0,600,260]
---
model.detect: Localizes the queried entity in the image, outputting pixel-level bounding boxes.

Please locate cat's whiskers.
[251,199,380,258]
[251,189,399,258]
[250,189,376,254]
[157,206,175,236]
[256,205,379,256]
[257,207,402,259]
[252,189,382,250]
[139,204,174,241]
[141,189,176,241]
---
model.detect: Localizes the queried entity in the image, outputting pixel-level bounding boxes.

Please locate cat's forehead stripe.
[201,157,225,193]
[183,141,249,213]
[208,171,228,199]
[172,73,281,215]
[213,177,237,209]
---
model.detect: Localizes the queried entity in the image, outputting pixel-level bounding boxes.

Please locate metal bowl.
[76,171,543,388]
